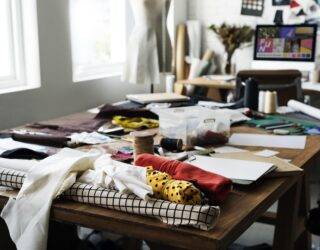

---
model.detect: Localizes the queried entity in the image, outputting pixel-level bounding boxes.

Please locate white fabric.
[0,138,46,155]
[79,155,152,200]
[1,148,100,250]
[123,0,166,85]
[0,158,37,173]
[70,132,114,145]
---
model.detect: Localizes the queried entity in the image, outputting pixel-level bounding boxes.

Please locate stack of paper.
[187,155,276,185]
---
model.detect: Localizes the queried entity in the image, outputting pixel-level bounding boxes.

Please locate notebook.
[187,155,276,185]
[126,93,189,104]
[209,152,302,178]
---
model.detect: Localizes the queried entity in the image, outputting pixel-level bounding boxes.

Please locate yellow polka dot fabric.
[112,116,159,130]
[146,169,202,205]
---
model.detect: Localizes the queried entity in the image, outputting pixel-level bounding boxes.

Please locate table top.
[1,112,320,249]
[177,77,320,94]
[176,77,236,90]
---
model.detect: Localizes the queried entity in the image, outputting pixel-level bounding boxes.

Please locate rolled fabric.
[135,154,232,204]
[146,169,202,205]
[288,100,320,120]
[12,133,70,148]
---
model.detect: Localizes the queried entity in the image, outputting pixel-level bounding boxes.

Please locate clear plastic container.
[155,106,230,145]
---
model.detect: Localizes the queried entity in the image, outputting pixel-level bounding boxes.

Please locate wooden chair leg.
[120,237,142,250]
[146,241,185,250]
[273,178,302,250]
[47,221,80,250]
[295,230,311,250]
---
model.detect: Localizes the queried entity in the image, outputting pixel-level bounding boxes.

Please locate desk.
[0,113,319,250]
[175,77,320,94]
[176,77,236,90]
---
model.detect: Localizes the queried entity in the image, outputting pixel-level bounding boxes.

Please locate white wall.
[0,0,164,130]
[187,0,290,72]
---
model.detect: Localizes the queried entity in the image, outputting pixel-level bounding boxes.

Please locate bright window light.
[0,0,40,92]
[0,1,15,81]
[70,0,128,82]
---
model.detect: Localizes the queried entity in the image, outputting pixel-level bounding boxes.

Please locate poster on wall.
[272,0,290,6]
[241,0,264,17]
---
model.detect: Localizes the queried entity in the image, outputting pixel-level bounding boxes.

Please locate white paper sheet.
[228,133,306,149]
[214,146,248,154]
[188,155,275,183]
[198,101,235,109]
[254,149,279,157]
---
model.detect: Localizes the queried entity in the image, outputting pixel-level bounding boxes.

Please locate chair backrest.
[236,70,303,106]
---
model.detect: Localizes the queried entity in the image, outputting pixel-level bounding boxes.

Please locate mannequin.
[123,0,167,86]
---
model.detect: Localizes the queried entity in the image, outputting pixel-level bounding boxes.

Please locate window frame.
[0,0,40,93]
[69,0,132,83]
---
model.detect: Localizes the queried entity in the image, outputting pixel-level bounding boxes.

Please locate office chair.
[236,70,303,106]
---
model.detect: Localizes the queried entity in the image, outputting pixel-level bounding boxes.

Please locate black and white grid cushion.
[0,167,220,231]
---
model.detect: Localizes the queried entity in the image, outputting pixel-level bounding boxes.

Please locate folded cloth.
[27,113,107,135]
[70,132,114,145]
[0,168,220,231]
[112,116,159,130]
[0,148,49,160]
[147,168,202,205]
[0,158,38,173]
[95,104,158,120]
[135,154,232,204]
[1,148,100,250]
[29,119,106,134]
[79,155,152,200]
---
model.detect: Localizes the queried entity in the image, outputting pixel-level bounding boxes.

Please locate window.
[70,0,129,82]
[0,0,40,92]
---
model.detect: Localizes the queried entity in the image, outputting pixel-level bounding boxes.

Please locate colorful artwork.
[255,26,315,61]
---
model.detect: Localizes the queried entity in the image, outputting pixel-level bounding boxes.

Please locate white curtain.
[123,0,167,85]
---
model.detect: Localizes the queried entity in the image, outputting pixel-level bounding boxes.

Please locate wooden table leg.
[294,173,311,250]
[273,178,302,250]
[273,170,313,250]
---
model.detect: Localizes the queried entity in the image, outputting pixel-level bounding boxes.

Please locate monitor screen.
[254,24,317,62]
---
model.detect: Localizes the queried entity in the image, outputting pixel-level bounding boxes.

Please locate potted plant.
[209,23,255,74]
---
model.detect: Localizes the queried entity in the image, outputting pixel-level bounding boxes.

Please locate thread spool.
[165,74,175,93]
[258,91,266,112]
[131,131,155,160]
[264,91,277,114]
[244,78,259,111]
[160,138,183,152]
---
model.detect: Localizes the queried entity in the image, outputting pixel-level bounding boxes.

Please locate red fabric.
[135,154,232,204]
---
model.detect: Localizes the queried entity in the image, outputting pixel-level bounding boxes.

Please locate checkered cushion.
[0,167,220,230]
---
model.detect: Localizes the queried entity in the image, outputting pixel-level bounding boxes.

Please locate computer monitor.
[254,24,317,62]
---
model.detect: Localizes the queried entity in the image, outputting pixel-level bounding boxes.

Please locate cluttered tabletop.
[0,95,320,249]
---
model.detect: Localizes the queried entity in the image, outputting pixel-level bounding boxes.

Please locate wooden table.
[0,113,319,250]
[176,77,236,91]
[175,77,320,93]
